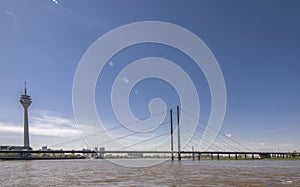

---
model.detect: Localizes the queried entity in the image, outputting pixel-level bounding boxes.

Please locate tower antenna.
[24,81,27,95]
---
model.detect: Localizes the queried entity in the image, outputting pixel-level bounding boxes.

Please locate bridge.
[1,150,299,160]
[0,102,300,160]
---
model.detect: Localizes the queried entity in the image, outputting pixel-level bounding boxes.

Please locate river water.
[0,159,299,186]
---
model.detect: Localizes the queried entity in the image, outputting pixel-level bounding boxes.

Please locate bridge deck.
[0,150,299,156]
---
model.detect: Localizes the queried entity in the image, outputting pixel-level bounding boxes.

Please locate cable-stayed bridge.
[1,106,299,160]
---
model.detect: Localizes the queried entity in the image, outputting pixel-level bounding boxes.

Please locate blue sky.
[0,0,299,151]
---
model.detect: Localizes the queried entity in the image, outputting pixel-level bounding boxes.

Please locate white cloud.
[258,142,266,146]
[246,141,299,152]
[0,123,22,134]
[0,109,79,137]
[0,122,78,137]
[5,9,19,28]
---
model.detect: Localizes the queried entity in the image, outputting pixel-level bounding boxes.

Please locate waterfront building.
[0,146,32,151]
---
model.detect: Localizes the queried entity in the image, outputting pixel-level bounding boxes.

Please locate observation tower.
[19,81,32,148]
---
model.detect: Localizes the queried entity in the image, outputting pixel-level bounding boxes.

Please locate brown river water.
[0,159,299,186]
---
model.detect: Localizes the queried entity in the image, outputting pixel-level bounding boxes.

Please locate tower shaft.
[23,108,29,147]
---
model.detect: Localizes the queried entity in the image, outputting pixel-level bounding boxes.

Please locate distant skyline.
[0,0,299,151]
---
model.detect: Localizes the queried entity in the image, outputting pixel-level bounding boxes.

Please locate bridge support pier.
[170,109,174,161]
[176,106,181,161]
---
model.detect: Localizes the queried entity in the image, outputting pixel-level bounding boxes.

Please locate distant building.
[91,147,99,158]
[99,147,105,158]
[0,146,32,151]
[41,146,52,151]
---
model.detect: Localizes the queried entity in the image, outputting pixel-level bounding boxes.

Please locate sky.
[0,0,299,152]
